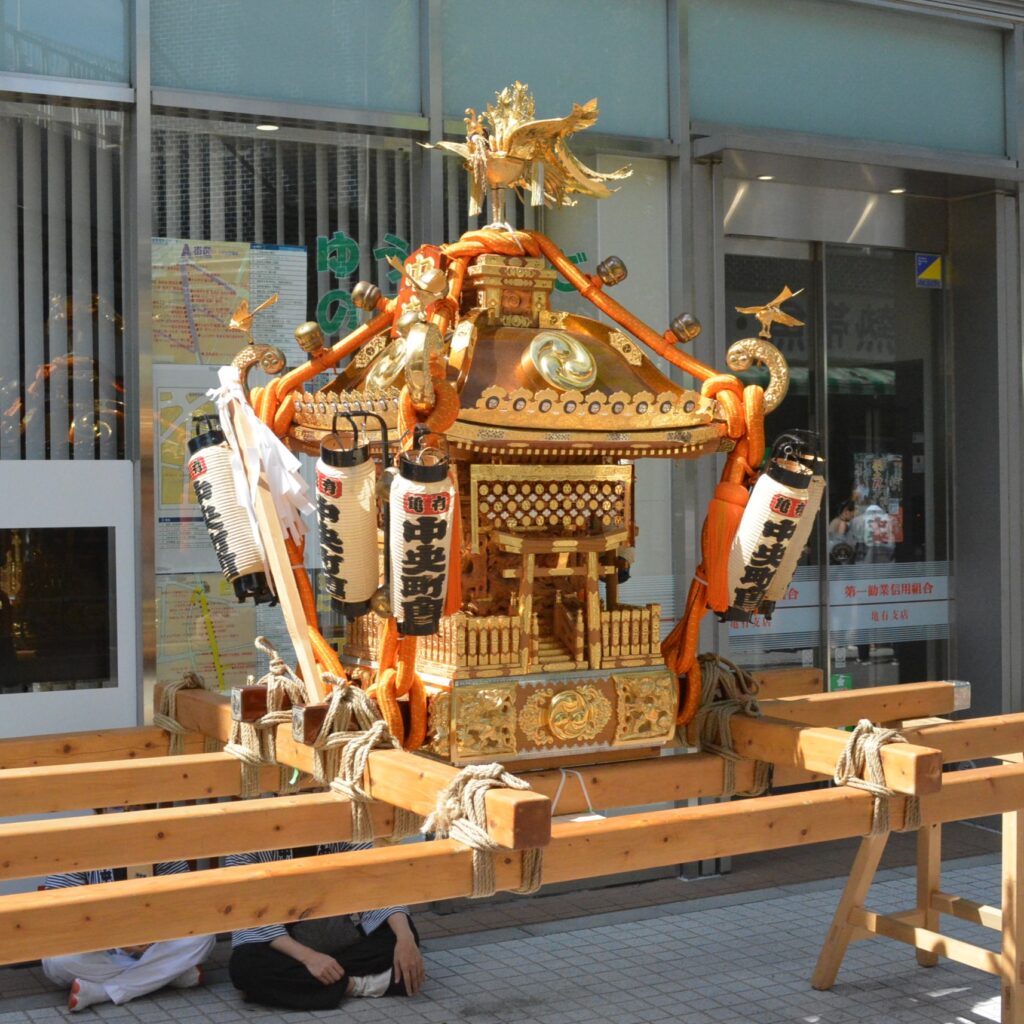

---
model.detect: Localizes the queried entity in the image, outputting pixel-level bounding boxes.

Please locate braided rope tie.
[153,671,215,755]
[692,654,772,798]
[225,638,310,797]
[422,764,544,899]
[313,676,421,845]
[833,719,922,835]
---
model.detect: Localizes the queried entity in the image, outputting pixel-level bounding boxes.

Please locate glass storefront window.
[0,0,128,82]
[0,103,126,462]
[721,242,951,688]
[0,527,116,692]
[151,115,415,690]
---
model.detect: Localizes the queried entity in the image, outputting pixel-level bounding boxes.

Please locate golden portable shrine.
[5,83,1024,1021]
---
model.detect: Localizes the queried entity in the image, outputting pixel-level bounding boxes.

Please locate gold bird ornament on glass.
[735,286,805,340]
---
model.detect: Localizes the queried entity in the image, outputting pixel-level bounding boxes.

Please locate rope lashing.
[692,654,772,798]
[154,671,213,756]
[833,719,922,835]
[422,764,544,899]
[224,638,309,797]
[313,675,421,844]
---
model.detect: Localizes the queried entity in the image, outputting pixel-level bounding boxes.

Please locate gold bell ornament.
[187,414,274,604]
[388,429,456,636]
[315,411,388,618]
[725,431,825,622]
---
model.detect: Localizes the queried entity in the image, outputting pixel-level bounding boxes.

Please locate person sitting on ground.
[41,856,215,1013]
[226,841,424,1010]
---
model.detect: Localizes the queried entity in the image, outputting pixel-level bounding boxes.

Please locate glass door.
[719,239,951,688]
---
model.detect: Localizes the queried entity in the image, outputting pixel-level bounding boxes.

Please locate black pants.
[228,923,419,1011]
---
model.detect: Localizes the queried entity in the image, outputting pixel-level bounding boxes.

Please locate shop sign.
[915,253,943,289]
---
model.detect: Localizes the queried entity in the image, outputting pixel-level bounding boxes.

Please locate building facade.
[0,0,1021,736]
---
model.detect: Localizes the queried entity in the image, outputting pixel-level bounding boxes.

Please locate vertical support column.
[916,823,941,967]
[1002,810,1024,1024]
[129,0,156,726]
[812,832,889,990]
[415,0,445,248]
[585,550,602,670]
[518,553,536,672]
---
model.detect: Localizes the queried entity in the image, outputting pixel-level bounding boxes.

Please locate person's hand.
[392,935,425,995]
[302,951,345,986]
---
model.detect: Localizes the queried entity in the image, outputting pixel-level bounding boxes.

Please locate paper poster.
[154,364,220,573]
[152,238,307,367]
[156,573,258,692]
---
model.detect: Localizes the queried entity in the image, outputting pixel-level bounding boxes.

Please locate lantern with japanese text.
[725,432,824,622]
[315,413,382,618]
[186,415,274,604]
[388,441,456,637]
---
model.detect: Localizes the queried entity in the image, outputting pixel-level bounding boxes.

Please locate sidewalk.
[0,823,1003,1023]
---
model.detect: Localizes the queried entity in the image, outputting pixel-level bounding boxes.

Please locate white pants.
[42,934,215,1005]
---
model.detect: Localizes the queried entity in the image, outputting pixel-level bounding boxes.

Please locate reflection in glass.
[0,528,116,692]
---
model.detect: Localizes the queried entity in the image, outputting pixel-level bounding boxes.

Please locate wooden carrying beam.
[1,761,1022,963]
[154,683,551,851]
[0,794,396,882]
[0,727,204,769]
[760,680,970,728]
[0,753,306,817]
[727,715,943,795]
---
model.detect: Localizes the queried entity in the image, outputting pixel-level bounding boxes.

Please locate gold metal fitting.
[670,312,702,344]
[352,281,382,311]
[596,255,628,287]
[294,321,326,354]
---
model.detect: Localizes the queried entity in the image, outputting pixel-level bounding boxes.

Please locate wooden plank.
[157,684,551,851]
[930,890,1002,931]
[902,713,1024,763]
[0,753,297,817]
[811,832,889,990]
[760,681,968,728]
[849,908,1007,979]
[753,667,823,699]
[729,715,943,796]
[1003,809,1024,1023]
[0,727,204,769]
[5,762,1024,962]
[0,793,393,882]
[916,823,941,966]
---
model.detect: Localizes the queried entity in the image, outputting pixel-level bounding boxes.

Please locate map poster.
[155,364,220,573]
[152,237,307,367]
[156,573,258,692]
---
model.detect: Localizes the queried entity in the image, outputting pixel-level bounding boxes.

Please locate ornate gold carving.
[538,310,570,330]
[521,685,612,746]
[520,688,556,746]
[527,331,598,391]
[454,684,517,759]
[726,336,790,413]
[609,331,643,366]
[353,333,388,370]
[614,673,678,745]
[365,337,408,391]
[469,463,633,552]
[426,691,451,758]
[735,285,804,341]
[550,686,611,740]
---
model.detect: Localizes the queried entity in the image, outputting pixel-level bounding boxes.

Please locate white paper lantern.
[316,424,380,618]
[187,417,273,604]
[725,436,823,622]
[389,447,456,636]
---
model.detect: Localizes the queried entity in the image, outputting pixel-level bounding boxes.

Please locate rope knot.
[423,764,543,898]
[833,719,920,834]
[154,671,211,755]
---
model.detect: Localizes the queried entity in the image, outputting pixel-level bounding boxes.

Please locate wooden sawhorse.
[814,813,1024,1022]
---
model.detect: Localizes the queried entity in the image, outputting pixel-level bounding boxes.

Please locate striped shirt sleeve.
[43,871,90,890]
[154,861,191,876]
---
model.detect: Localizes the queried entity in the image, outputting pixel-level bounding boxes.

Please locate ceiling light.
[889,187,906,194]
[256,123,280,132]
[757,174,775,181]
